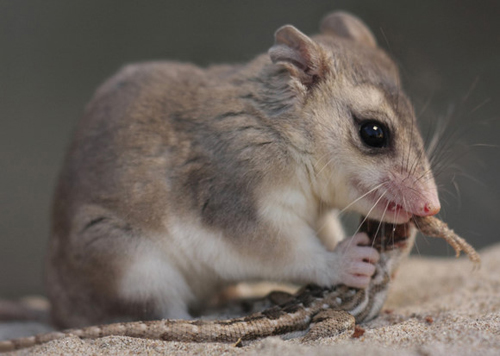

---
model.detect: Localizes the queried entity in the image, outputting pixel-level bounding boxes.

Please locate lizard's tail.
[0,330,67,352]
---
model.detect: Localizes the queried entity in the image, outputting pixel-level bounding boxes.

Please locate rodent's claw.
[334,233,380,288]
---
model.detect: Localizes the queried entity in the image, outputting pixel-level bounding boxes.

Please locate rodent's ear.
[268,25,327,87]
[320,11,377,48]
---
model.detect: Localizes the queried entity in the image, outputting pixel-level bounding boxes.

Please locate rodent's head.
[266,12,440,223]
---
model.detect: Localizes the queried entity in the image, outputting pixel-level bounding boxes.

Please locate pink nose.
[414,201,441,217]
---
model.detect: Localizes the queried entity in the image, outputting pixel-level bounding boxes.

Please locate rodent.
[46,11,440,328]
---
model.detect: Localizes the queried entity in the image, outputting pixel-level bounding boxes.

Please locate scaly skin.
[0,218,413,352]
[412,216,480,265]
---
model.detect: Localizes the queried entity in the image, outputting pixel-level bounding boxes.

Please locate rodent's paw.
[334,233,380,289]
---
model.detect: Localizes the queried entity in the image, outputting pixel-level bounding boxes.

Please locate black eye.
[359,121,388,148]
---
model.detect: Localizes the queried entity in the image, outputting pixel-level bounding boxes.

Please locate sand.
[2,243,500,356]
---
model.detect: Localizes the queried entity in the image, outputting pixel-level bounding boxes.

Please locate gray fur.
[47,12,437,328]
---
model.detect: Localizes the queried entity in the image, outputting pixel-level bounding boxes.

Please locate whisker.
[427,142,487,185]
[379,27,393,58]
[470,143,499,148]
[373,194,390,250]
[315,181,390,236]
[469,97,491,114]
[439,195,451,208]
[413,235,422,257]
[417,92,434,117]
[315,156,335,178]
[462,76,479,103]
[427,105,460,166]
[402,196,409,242]
[350,190,388,240]
[409,144,426,178]
[402,196,409,219]
[313,152,332,169]
[406,111,416,174]
[425,77,489,190]
[457,171,489,188]
[451,175,462,209]
[411,212,422,234]
[412,216,432,251]
[337,181,389,216]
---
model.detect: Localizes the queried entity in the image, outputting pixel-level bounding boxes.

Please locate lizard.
[0,216,415,352]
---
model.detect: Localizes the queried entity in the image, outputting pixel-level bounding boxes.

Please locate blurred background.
[1,1,499,298]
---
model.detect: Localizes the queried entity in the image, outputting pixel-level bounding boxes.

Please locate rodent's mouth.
[369,194,413,223]
[352,181,412,224]
[353,174,441,221]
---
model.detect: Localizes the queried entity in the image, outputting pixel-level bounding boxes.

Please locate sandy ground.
[2,243,500,355]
